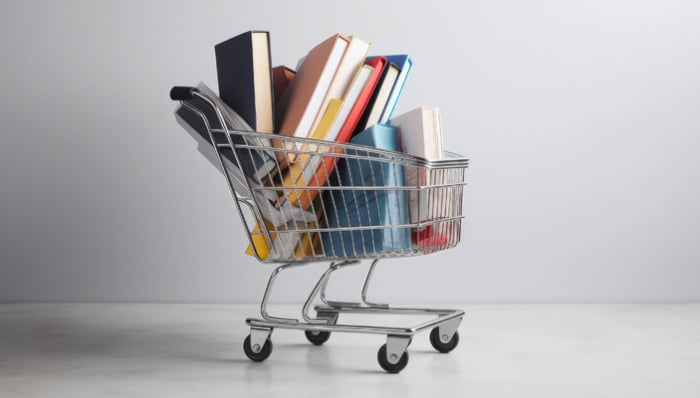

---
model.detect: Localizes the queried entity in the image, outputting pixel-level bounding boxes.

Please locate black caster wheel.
[243,334,273,362]
[304,330,331,346]
[377,344,409,374]
[429,327,459,353]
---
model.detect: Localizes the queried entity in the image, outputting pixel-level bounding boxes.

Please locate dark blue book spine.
[215,31,259,130]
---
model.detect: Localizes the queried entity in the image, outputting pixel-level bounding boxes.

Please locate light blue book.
[379,54,412,123]
[321,124,411,257]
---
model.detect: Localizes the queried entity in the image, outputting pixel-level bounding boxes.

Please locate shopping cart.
[170,86,470,373]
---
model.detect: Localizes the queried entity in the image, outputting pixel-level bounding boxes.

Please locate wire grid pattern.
[213,129,469,263]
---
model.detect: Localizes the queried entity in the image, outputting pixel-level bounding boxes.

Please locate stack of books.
[177,30,447,260]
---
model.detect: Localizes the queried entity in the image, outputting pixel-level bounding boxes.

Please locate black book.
[354,60,401,134]
[215,31,275,133]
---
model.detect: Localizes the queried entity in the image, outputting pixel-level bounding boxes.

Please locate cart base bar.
[241,259,465,373]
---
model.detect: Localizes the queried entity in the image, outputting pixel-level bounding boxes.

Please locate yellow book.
[245,220,277,260]
[294,223,322,258]
[280,99,343,209]
[309,98,343,140]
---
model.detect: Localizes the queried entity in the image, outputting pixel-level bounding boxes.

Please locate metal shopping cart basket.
[170,85,470,373]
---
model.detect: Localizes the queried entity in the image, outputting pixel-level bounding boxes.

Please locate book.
[321,124,411,257]
[271,66,295,104]
[354,59,400,133]
[276,99,343,209]
[215,31,274,133]
[245,219,277,260]
[390,106,444,160]
[307,35,370,138]
[323,64,374,142]
[278,64,375,210]
[275,34,349,138]
[245,219,321,260]
[336,57,386,143]
[389,107,445,225]
[379,54,412,123]
[308,98,344,140]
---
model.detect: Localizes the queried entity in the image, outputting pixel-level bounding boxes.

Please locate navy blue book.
[321,124,411,257]
[215,31,275,133]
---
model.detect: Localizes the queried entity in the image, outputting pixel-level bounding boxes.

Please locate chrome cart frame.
[170,85,469,373]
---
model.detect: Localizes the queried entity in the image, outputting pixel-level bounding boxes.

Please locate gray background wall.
[1,0,698,303]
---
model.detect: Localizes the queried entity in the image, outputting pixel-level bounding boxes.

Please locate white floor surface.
[1,303,698,397]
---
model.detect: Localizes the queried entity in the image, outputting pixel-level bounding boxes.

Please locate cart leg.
[319,261,364,308]
[318,259,389,309]
[361,259,389,308]
[259,263,306,323]
[302,260,360,323]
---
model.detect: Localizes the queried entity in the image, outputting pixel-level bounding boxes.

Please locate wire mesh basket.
[231,131,468,262]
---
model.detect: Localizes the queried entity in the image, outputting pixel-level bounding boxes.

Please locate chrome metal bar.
[246,307,464,337]
[407,310,464,334]
[301,260,361,323]
[314,304,464,317]
[247,318,414,336]
[361,259,389,308]
[208,128,469,169]
[318,261,367,308]
[259,262,307,324]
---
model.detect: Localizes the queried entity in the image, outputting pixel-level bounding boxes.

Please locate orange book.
[271,66,295,105]
[275,34,349,138]
[271,34,349,169]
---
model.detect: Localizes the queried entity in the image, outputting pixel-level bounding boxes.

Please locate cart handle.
[170,86,197,101]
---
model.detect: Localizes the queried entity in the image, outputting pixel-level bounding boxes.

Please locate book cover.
[307,35,370,137]
[379,54,412,123]
[391,106,449,227]
[321,124,411,257]
[272,65,295,105]
[215,31,274,133]
[336,57,386,143]
[275,34,349,138]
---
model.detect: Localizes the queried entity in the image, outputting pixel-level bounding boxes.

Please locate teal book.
[379,54,412,123]
[321,124,411,257]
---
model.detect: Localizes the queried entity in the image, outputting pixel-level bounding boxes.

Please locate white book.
[363,64,400,129]
[308,35,370,136]
[324,64,374,143]
[300,65,374,183]
[390,107,445,223]
[289,37,348,138]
